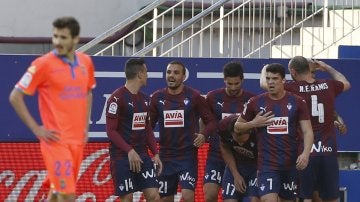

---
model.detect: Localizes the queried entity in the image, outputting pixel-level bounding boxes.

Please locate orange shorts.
[40,141,84,194]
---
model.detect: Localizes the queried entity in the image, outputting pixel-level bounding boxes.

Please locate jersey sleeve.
[105,91,132,152]
[284,81,296,92]
[241,97,256,122]
[296,96,311,121]
[195,93,217,137]
[205,91,215,113]
[15,59,47,95]
[86,55,96,90]
[149,92,160,129]
[330,79,344,97]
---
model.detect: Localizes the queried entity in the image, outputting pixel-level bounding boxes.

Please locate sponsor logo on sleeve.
[108,102,118,114]
[18,72,33,88]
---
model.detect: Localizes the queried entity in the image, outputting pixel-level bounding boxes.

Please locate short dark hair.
[168,61,186,75]
[266,63,286,79]
[223,61,244,79]
[125,58,146,79]
[288,56,310,74]
[53,16,80,37]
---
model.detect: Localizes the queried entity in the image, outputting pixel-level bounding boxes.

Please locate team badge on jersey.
[163,110,184,127]
[184,98,189,105]
[132,112,147,130]
[108,102,118,114]
[27,65,36,74]
[267,117,288,134]
[287,103,293,110]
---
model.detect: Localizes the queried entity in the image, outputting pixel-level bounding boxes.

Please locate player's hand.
[233,172,247,193]
[128,149,143,173]
[251,110,274,128]
[335,120,347,135]
[193,133,205,147]
[313,60,330,72]
[296,152,309,170]
[33,126,60,143]
[152,154,163,175]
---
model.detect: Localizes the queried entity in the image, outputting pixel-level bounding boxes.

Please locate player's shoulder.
[206,88,224,96]
[184,85,201,96]
[76,51,92,62]
[252,92,267,100]
[286,91,306,102]
[151,87,167,97]
[33,52,56,65]
[242,90,256,98]
[315,78,340,86]
[29,52,58,73]
[138,90,149,99]
[110,86,126,97]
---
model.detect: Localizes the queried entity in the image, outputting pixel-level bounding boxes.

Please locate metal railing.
[79,0,360,59]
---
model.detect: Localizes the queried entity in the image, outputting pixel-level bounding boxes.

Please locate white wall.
[0,0,154,38]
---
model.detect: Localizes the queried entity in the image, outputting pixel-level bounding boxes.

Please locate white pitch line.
[89,131,159,138]
[95,71,163,78]
[196,72,292,80]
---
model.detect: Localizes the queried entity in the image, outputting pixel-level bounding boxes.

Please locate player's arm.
[296,119,314,170]
[334,111,347,135]
[195,94,218,147]
[149,94,159,129]
[84,91,93,143]
[259,64,269,90]
[145,121,162,175]
[106,117,132,152]
[220,141,246,193]
[314,60,351,91]
[106,116,144,172]
[9,88,59,143]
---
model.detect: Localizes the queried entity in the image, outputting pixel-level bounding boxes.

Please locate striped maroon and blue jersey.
[206,88,255,161]
[241,92,310,171]
[150,86,217,161]
[106,86,153,160]
[285,79,344,156]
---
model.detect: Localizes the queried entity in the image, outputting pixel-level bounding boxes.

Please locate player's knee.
[145,192,160,202]
[181,190,195,202]
[120,194,133,202]
[204,190,218,202]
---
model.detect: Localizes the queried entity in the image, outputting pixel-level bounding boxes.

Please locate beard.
[54,44,74,56]
[167,81,181,90]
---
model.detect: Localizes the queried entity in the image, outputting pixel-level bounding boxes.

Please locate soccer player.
[308,58,348,135]
[203,61,255,202]
[9,16,96,202]
[149,61,217,202]
[285,57,350,202]
[105,58,162,202]
[235,63,314,201]
[219,115,259,202]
